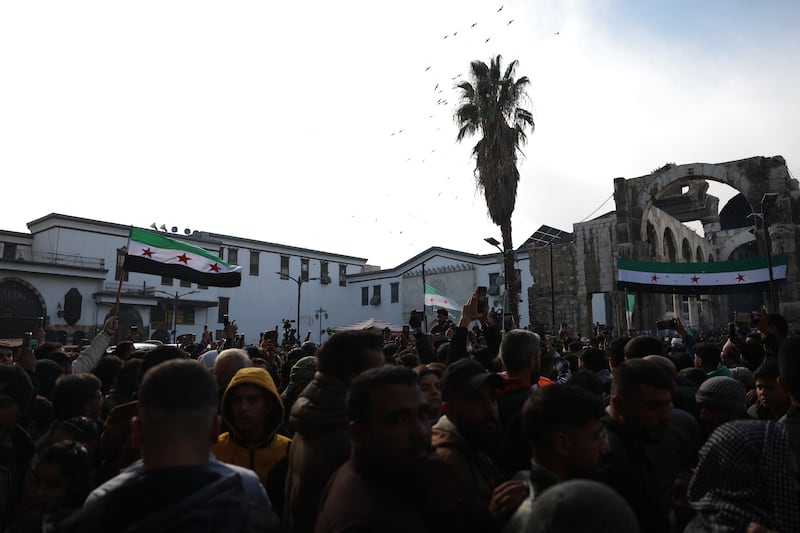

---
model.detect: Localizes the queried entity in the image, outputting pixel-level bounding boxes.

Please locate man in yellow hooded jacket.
[212,367,291,514]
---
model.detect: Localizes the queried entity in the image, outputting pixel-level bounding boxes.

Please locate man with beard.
[599,358,672,533]
[431,358,508,530]
[314,366,432,532]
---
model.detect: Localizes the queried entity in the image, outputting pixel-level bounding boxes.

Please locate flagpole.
[113,227,134,320]
[421,262,429,333]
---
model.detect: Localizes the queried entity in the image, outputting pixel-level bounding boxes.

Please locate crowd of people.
[1,291,799,532]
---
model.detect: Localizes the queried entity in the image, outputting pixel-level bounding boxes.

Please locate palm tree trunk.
[500,220,519,328]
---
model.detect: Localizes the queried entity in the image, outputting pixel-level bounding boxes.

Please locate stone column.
[687,296,697,328]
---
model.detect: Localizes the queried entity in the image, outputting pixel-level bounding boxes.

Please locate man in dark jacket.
[57,359,278,533]
[283,330,384,533]
[0,364,35,531]
[315,366,432,532]
[599,358,672,533]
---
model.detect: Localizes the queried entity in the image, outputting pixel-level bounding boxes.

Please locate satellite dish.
[171,226,178,233]
[184,228,191,235]
[159,224,167,231]
[150,223,158,230]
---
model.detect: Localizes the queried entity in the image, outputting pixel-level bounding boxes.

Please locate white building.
[0,213,532,345]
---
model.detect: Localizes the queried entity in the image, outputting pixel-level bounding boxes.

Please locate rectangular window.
[339,264,347,286]
[371,285,381,305]
[391,282,399,303]
[228,248,238,265]
[320,261,330,284]
[180,279,191,288]
[115,249,129,281]
[361,287,369,306]
[161,276,173,286]
[250,250,259,276]
[301,258,309,281]
[2,243,17,260]
[218,297,230,323]
[165,306,195,325]
[280,256,290,280]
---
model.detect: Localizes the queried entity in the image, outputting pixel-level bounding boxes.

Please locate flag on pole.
[424,283,460,310]
[123,228,242,287]
[616,255,787,295]
[625,292,635,331]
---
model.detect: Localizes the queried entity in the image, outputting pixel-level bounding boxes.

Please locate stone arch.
[696,246,705,263]
[663,228,677,262]
[634,157,793,249]
[681,238,693,263]
[0,277,47,338]
[708,253,715,263]
[646,222,659,258]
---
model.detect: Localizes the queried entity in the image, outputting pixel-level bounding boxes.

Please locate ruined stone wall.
[528,243,578,332]
[574,214,618,335]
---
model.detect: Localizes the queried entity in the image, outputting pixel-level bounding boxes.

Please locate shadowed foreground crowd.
[1,297,800,533]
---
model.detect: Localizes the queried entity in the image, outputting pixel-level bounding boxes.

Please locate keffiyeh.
[687,420,800,532]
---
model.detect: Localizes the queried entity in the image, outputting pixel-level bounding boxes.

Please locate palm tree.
[455,55,534,325]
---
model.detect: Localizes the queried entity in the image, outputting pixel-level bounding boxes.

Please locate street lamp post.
[747,193,780,312]
[314,307,328,343]
[154,289,200,343]
[484,237,508,331]
[276,273,318,341]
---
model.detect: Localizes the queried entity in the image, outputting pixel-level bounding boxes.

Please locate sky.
[2,0,798,268]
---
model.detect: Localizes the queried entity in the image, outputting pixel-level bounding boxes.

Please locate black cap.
[440,358,504,401]
[437,308,449,316]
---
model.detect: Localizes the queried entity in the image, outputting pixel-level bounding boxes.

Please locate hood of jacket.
[221,368,284,443]
[289,372,348,438]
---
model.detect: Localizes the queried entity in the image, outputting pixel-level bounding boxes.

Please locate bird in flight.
[485,37,491,42]
[443,34,448,39]
[507,19,514,25]
[497,5,504,12]
[471,22,477,28]
[425,66,431,71]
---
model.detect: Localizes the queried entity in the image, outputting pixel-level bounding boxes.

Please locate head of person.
[687,420,799,533]
[139,345,188,385]
[624,335,665,359]
[579,347,609,373]
[347,366,430,475]
[754,363,790,413]
[436,309,449,324]
[414,364,443,423]
[49,416,101,456]
[720,341,742,368]
[767,313,789,339]
[524,480,640,533]
[609,359,672,443]
[695,376,747,433]
[694,342,722,372]
[115,358,143,394]
[499,329,540,378]
[221,367,283,443]
[523,384,607,478]
[778,335,800,404]
[568,369,605,398]
[113,341,136,360]
[606,337,629,372]
[0,342,13,365]
[394,351,420,369]
[133,359,219,468]
[440,358,504,451]
[27,441,92,513]
[52,374,102,421]
[213,348,252,393]
[35,359,65,400]
[316,330,385,384]
[0,365,34,438]
[92,355,123,395]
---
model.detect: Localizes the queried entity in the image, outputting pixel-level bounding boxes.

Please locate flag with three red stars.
[123,227,242,287]
[616,255,787,295]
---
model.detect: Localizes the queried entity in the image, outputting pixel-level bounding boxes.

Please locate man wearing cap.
[430,309,454,337]
[431,358,507,530]
[695,375,747,435]
[0,364,35,530]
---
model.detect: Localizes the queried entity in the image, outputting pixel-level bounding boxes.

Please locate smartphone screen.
[476,286,488,313]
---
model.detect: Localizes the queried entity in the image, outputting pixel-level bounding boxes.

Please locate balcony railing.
[3,251,106,269]
[103,283,157,296]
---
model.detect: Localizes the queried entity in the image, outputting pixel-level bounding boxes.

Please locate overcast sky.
[2,0,798,268]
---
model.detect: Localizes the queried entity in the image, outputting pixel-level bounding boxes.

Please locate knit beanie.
[696,376,746,415]
[527,479,640,533]
[0,365,34,413]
